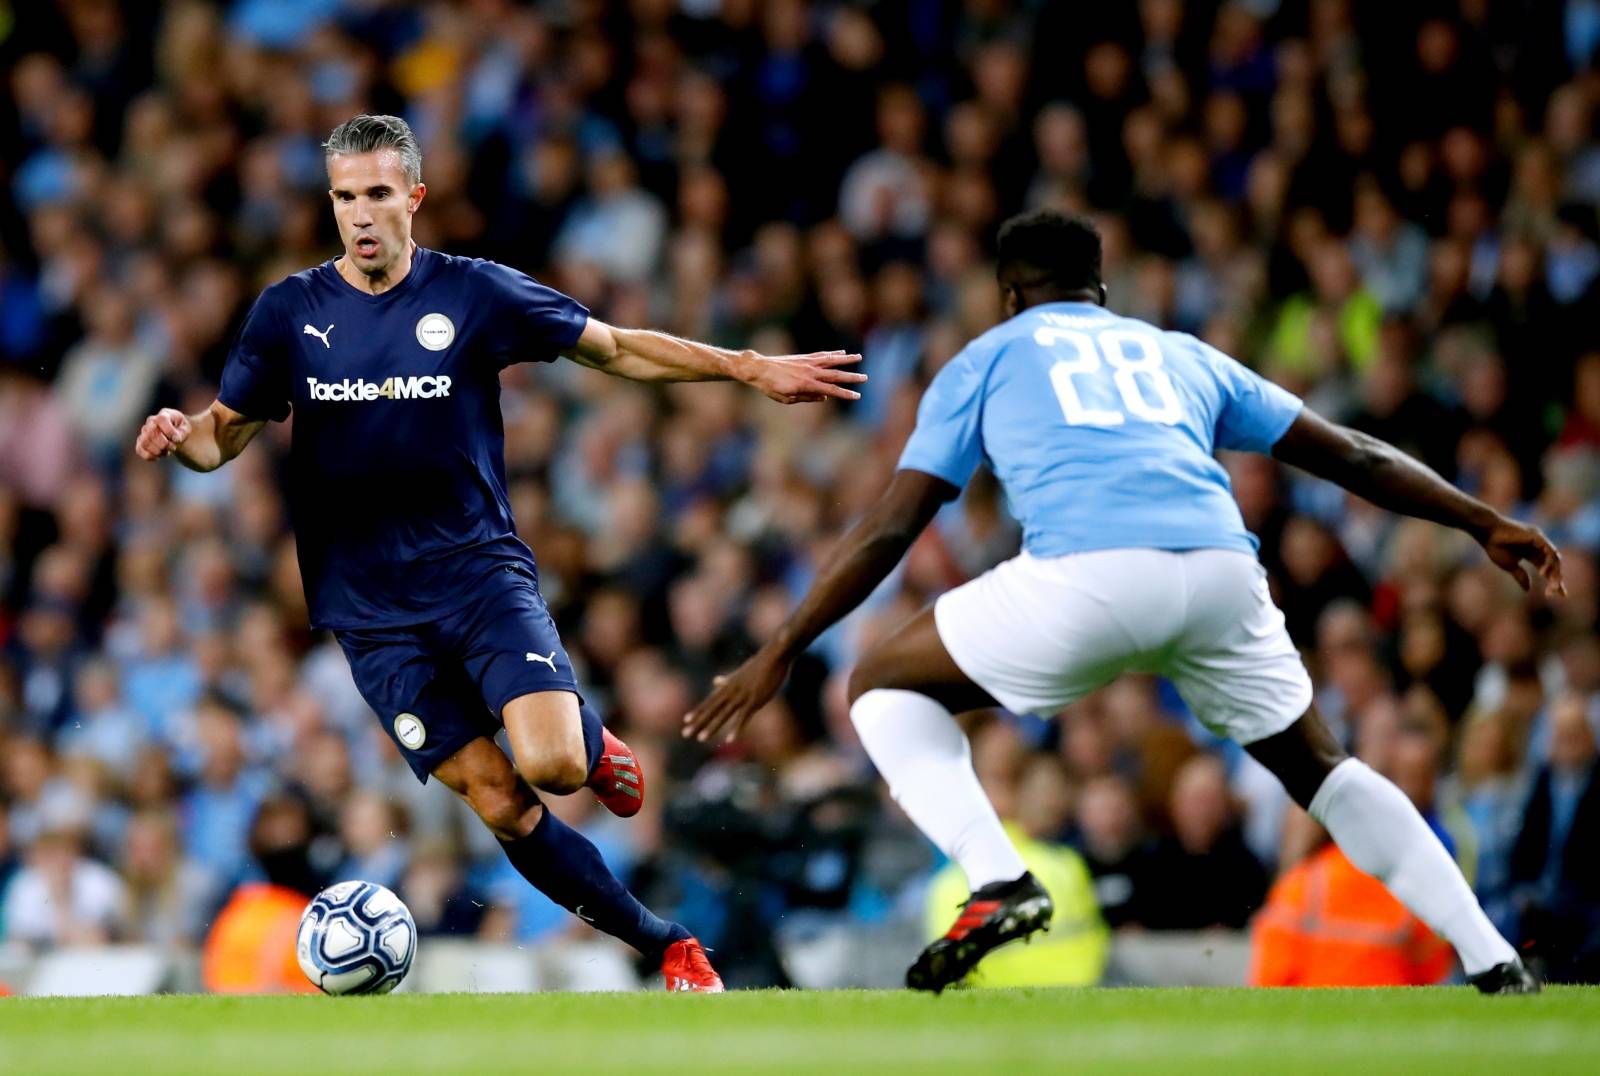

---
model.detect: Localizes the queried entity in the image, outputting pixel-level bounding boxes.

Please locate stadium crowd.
[1,0,1599,989]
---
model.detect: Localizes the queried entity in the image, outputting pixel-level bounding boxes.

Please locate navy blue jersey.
[218,247,588,629]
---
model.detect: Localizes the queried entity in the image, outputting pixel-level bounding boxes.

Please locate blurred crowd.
[2,0,1599,989]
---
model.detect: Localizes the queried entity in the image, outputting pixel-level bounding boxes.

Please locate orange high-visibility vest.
[1250,844,1453,987]
[201,883,320,994]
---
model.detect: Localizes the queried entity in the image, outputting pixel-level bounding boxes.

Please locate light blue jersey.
[898,302,1303,557]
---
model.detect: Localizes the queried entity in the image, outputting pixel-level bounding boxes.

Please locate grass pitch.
[2,986,1597,1075]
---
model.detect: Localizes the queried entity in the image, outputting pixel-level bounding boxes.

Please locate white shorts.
[933,548,1313,745]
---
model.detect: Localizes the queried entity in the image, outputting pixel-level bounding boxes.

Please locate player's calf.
[433,737,544,839]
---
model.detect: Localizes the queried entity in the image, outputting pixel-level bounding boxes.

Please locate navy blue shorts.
[335,565,580,783]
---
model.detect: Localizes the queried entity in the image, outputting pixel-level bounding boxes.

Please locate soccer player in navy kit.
[135,115,865,992]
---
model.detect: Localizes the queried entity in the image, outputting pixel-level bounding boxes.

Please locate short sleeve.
[217,289,291,422]
[1201,341,1304,453]
[477,262,590,367]
[896,347,987,488]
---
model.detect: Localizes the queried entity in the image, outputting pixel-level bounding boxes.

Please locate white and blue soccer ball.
[296,880,417,995]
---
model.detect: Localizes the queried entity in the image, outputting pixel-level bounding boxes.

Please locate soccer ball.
[296,880,417,995]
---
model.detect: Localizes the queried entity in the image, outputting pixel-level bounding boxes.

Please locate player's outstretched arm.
[1272,408,1564,596]
[566,319,865,403]
[684,468,955,743]
[134,401,265,473]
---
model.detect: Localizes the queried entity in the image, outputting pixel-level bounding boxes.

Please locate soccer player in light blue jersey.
[686,210,1563,994]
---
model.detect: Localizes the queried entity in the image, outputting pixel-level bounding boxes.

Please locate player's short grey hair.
[323,114,423,185]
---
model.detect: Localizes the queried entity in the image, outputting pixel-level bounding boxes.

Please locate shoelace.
[678,943,718,981]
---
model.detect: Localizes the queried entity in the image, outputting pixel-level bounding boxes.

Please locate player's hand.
[1478,515,1565,597]
[682,648,791,743]
[135,408,192,461]
[742,350,866,404]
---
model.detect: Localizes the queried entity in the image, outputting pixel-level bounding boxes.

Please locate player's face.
[328,149,426,277]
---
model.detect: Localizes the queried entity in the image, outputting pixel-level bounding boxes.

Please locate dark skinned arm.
[1272,408,1563,595]
[683,468,956,742]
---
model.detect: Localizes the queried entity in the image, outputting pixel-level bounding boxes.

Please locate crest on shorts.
[415,312,455,351]
[394,712,427,750]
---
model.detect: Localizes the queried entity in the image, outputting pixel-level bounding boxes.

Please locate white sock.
[1309,758,1517,975]
[850,688,1027,891]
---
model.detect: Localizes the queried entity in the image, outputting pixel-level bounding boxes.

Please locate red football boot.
[587,726,644,817]
[661,938,725,993]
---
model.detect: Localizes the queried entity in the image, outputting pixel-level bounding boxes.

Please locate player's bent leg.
[430,737,719,989]
[1246,708,1534,993]
[502,691,645,816]
[848,607,1051,993]
[1172,552,1534,992]
[1238,704,1348,809]
[502,690,589,793]
[457,575,641,814]
[432,736,545,839]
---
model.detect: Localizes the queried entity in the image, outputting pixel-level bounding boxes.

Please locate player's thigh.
[334,628,499,784]
[451,567,582,719]
[500,689,586,782]
[921,551,1157,718]
[1164,550,1315,747]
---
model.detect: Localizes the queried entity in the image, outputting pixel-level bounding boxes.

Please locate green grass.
[2,987,1597,1075]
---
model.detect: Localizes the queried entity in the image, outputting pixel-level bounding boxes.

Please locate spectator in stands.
[3,738,88,851]
[53,282,160,469]
[1,826,126,949]
[0,802,17,906]
[179,694,269,886]
[1140,755,1269,930]
[1453,706,1524,934]
[1072,774,1156,930]
[336,790,409,893]
[402,839,492,938]
[57,657,146,781]
[121,808,218,947]
[1509,695,1600,981]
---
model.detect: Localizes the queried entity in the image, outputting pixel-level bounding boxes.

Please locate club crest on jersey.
[415,312,456,351]
[394,713,427,750]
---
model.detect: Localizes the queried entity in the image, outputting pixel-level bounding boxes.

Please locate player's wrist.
[1463,503,1502,544]
[726,349,762,386]
[765,628,805,664]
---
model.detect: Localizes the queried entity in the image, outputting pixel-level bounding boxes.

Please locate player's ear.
[1097,281,1108,306]
[1000,282,1021,319]
[409,182,427,214]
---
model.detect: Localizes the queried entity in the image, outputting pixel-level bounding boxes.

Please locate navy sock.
[579,702,604,780]
[500,806,689,960]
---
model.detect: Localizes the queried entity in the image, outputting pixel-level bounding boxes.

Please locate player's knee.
[515,746,588,796]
